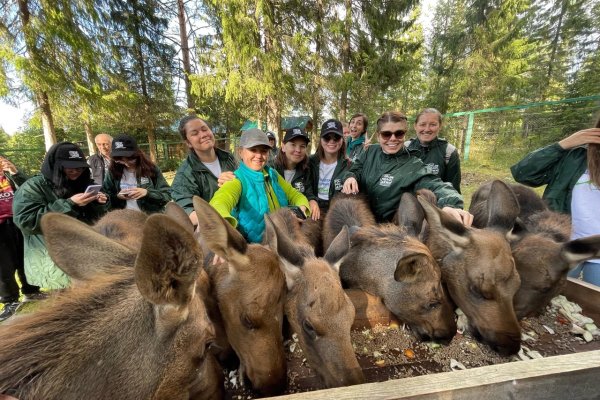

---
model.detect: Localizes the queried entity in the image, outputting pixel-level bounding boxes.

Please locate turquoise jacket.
[210,164,310,243]
[346,135,366,162]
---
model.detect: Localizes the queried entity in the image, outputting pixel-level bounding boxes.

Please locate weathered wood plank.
[563,278,600,324]
[268,350,600,400]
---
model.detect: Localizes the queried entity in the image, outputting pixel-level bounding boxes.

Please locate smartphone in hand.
[84,185,102,195]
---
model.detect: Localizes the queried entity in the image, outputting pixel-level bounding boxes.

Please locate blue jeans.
[569,262,600,287]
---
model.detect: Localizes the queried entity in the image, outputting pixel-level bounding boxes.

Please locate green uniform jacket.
[341,145,464,222]
[306,153,351,205]
[404,137,462,193]
[346,135,366,162]
[103,166,171,213]
[12,175,108,289]
[171,148,238,214]
[510,143,587,214]
[271,162,311,197]
[210,171,311,229]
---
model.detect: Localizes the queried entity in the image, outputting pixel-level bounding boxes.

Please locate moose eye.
[302,319,317,340]
[426,301,441,311]
[241,314,255,330]
[469,284,484,300]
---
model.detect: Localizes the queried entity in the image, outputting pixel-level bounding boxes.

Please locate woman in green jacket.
[341,111,472,225]
[270,126,311,196]
[346,113,368,162]
[103,134,171,213]
[210,129,310,244]
[404,108,462,193]
[307,119,350,220]
[171,116,238,225]
[13,142,108,289]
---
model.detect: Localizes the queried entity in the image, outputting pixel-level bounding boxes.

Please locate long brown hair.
[109,149,157,181]
[588,116,600,188]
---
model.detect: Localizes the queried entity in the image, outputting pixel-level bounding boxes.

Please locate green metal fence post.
[464,112,474,161]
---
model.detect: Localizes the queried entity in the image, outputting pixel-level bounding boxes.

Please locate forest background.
[0,0,599,187]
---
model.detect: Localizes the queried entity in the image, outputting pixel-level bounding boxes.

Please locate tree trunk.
[545,0,567,87]
[177,0,195,111]
[35,91,57,151]
[339,0,352,122]
[18,0,57,150]
[83,115,95,155]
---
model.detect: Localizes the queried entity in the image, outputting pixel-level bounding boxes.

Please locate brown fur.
[194,197,287,396]
[322,194,376,251]
[0,213,221,400]
[471,181,600,318]
[421,183,522,356]
[326,196,456,342]
[93,208,149,250]
[264,213,364,388]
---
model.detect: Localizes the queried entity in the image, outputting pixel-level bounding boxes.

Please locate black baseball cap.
[111,134,138,157]
[55,143,90,169]
[283,127,309,143]
[320,119,344,137]
[266,131,276,140]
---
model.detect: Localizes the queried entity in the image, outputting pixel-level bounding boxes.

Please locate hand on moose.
[558,128,600,149]
[70,192,97,206]
[309,200,320,221]
[217,171,236,187]
[442,207,474,227]
[342,177,359,194]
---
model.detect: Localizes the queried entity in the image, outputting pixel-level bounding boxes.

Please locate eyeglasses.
[379,130,406,140]
[322,134,342,143]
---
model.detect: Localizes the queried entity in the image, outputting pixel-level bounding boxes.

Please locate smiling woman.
[209,128,311,243]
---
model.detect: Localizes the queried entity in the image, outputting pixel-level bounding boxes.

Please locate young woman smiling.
[306,119,350,220]
[341,111,472,226]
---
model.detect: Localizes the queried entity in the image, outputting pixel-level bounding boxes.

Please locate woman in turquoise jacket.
[13,142,108,289]
[210,129,310,243]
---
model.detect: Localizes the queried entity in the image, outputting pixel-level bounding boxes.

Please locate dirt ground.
[224,298,599,399]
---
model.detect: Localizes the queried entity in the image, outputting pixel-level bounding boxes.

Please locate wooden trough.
[266,278,600,400]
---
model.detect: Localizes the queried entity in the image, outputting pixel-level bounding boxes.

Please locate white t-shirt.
[202,159,222,178]
[120,169,140,211]
[571,169,600,263]
[318,161,337,200]
[284,169,295,183]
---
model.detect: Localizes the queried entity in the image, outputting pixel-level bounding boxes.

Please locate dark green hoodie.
[404,137,461,193]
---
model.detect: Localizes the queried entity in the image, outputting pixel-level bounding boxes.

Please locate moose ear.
[193,196,249,266]
[264,215,302,290]
[394,253,429,282]
[486,180,519,234]
[135,214,203,306]
[41,213,137,281]
[561,235,600,265]
[395,192,425,236]
[418,196,470,254]
[323,225,351,274]
[164,201,195,234]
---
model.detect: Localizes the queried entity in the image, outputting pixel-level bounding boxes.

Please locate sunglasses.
[322,134,342,143]
[379,130,406,140]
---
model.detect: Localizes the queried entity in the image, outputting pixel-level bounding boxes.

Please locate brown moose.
[418,181,522,355]
[470,180,600,318]
[0,213,222,400]
[324,194,457,343]
[265,209,365,388]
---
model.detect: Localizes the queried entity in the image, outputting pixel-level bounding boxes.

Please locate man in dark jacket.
[88,133,112,185]
[0,156,45,321]
[171,116,238,225]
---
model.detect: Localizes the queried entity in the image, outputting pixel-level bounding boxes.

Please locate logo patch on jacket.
[294,182,305,193]
[334,179,343,191]
[427,163,440,175]
[379,174,394,187]
[140,177,150,185]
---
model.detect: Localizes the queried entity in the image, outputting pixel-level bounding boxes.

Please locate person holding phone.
[341,111,472,226]
[13,142,108,289]
[102,134,171,213]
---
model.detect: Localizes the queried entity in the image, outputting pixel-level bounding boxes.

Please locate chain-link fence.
[440,95,600,170]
